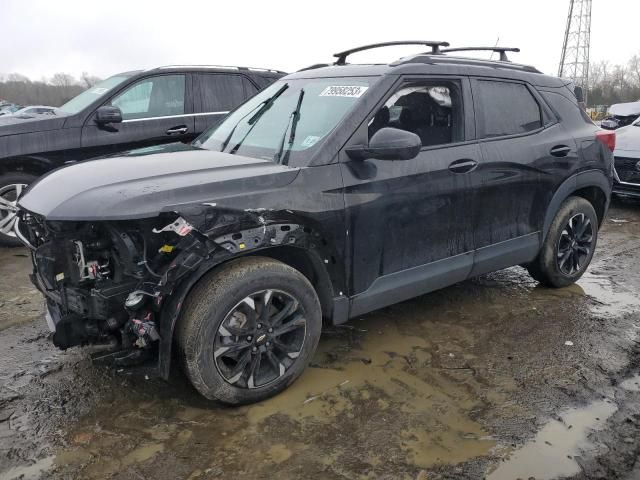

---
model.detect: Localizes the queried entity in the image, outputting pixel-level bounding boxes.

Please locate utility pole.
[558,0,592,104]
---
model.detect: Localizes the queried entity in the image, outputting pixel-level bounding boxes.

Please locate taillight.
[596,130,616,152]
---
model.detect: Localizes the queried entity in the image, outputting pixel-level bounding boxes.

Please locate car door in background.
[193,73,259,134]
[80,74,195,157]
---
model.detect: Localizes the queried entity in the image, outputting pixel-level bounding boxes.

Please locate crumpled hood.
[0,113,69,136]
[614,125,640,155]
[18,143,299,221]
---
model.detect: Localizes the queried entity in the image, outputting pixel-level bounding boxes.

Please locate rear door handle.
[448,158,478,174]
[166,125,188,135]
[550,145,571,157]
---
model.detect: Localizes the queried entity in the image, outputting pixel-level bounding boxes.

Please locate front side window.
[196,77,375,164]
[475,80,542,138]
[369,80,464,147]
[111,74,185,120]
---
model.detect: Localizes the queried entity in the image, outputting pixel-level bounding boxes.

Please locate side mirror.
[346,127,422,161]
[95,105,123,125]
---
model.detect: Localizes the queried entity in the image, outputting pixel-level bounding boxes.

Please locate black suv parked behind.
[0,65,285,245]
[16,41,615,404]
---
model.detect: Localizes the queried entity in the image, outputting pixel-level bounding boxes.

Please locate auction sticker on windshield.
[320,86,369,98]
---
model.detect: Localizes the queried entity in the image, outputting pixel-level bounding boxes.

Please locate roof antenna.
[489,36,500,61]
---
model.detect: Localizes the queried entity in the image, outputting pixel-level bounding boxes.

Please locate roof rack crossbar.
[333,40,450,65]
[440,47,520,62]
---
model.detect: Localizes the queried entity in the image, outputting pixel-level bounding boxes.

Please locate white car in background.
[8,105,58,118]
[613,116,640,198]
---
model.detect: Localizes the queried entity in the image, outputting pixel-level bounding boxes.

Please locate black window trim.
[83,72,190,127]
[194,72,259,115]
[368,75,474,152]
[470,77,554,143]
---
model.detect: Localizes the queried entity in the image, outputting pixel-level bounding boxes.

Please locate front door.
[340,77,480,314]
[80,74,195,158]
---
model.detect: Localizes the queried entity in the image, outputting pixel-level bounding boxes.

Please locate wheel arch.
[0,155,54,178]
[157,245,336,380]
[542,169,611,243]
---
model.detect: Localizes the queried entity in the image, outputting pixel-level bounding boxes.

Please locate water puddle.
[576,272,640,317]
[487,399,617,480]
[620,374,640,392]
[0,456,54,480]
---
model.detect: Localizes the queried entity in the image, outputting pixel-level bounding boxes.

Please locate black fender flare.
[542,169,611,242]
[0,155,55,177]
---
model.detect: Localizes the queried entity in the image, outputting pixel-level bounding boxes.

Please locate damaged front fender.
[151,204,345,379]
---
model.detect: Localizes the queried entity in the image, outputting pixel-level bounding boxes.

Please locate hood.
[18,143,299,221]
[613,124,640,154]
[609,101,640,117]
[0,113,69,136]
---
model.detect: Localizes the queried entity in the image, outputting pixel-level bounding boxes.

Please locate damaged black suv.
[16,42,615,405]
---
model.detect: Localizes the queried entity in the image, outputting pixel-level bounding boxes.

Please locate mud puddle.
[0,456,54,480]
[487,399,617,479]
[2,202,640,479]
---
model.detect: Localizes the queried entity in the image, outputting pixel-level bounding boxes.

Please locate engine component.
[130,313,160,348]
[73,240,110,281]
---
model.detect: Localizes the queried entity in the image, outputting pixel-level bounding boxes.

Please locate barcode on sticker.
[320,86,369,98]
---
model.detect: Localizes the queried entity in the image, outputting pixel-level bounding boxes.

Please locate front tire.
[0,172,37,247]
[176,257,322,405]
[527,196,598,288]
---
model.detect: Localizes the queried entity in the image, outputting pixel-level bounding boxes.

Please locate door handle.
[550,145,571,157]
[448,158,478,174]
[166,125,189,135]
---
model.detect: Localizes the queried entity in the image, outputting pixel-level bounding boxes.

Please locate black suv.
[0,65,284,246]
[16,42,615,405]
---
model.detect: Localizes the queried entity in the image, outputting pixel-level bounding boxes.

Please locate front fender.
[156,209,343,380]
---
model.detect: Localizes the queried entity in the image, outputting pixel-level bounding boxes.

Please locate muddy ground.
[1,199,640,480]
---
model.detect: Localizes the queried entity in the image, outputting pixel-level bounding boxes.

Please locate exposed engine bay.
[15,207,334,371]
[17,214,191,362]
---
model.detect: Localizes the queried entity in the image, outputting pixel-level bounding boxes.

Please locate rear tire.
[176,256,322,405]
[527,196,598,288]
[0,172,37,248]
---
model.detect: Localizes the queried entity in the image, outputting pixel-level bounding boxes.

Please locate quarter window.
[111,75,185,120]
[369,81,464,147]
[475,80,542,137]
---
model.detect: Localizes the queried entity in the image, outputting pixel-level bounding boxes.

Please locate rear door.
[80,73,195,157]
[193,73,259,134]
[469,78,571,275]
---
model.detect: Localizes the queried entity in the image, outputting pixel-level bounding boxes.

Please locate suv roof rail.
[333,40,450,65]
[152,65,285,74]
[297,63,330,72]
[440,47,520,62]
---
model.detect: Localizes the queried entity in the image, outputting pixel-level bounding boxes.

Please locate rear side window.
[475,80,542,138]
[198,74,253,112]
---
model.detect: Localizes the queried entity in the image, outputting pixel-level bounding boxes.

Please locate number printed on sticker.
[320,86,369,98]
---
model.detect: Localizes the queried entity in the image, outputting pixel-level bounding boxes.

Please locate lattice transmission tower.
[558,0,592,101]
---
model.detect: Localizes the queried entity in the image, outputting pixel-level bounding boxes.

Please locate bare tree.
[628,55,640,87]
[50,72,77,88]
[81,72,102,88]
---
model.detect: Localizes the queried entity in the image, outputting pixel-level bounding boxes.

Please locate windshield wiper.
[274,89,305,166]
[224,83,289,154]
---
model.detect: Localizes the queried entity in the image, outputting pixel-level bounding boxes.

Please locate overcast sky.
[0,0,637,81]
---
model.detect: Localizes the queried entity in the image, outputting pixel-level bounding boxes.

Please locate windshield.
[58,75,131,114]
[195,77,374,164]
